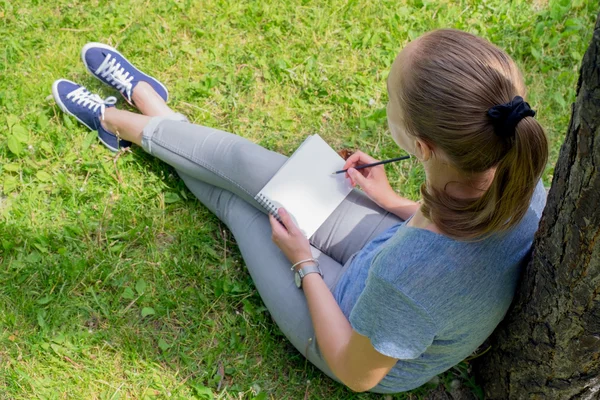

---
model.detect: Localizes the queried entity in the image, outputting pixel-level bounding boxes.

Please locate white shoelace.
[66,87,117,120]
[94,53,134,102]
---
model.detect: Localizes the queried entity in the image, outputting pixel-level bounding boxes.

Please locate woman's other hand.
[269,207,313,267]
[343,151,397,209]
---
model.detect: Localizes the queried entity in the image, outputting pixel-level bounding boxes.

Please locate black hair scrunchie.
[487,96,536,139]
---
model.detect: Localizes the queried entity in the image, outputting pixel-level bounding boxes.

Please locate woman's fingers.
[342,150,379,170]
[270,208,300,235]
[343,151,384,183]
[347,168,364,188]
[342,151,362,168]
[360,152,379,164]
[342,151,364,170]
[277,208,298,234]
[269,214,287,238]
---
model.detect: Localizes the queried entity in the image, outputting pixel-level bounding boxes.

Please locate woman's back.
[334,180,547,393]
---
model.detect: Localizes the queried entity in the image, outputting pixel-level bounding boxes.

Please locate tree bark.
[474,13,600,400]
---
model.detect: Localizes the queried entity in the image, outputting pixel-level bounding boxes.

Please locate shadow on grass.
[0,149,472,399]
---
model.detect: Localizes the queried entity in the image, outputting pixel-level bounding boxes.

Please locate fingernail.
[279,208,286,215]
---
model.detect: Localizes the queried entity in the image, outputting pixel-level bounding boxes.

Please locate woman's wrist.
[377,189,407,209]
[291,253,316,271]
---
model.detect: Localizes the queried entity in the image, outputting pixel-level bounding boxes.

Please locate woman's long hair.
[390,29,548,240]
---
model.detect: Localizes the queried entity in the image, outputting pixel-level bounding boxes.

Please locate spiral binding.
[255,194,282,222]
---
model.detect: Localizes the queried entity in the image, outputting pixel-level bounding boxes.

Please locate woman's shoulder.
[369,225,457,283]
[372,182,545,283]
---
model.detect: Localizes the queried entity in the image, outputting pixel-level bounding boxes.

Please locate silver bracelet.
[291,258,319,271]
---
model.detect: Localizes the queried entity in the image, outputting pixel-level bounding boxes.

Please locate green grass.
[0,0,596,398]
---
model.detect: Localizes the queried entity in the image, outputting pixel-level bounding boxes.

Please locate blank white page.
[256,135,353,238]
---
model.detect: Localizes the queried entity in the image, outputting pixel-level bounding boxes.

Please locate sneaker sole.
[99,139,120,152]
[81,42,169,103]
[52,79,121,152]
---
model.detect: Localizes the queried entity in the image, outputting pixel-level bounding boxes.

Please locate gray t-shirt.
[332,180,546,393]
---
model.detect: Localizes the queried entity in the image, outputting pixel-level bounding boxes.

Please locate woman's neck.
[425,160,495,200]
[407,160,495,234]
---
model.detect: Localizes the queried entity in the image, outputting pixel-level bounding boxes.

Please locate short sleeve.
[349,272,437,360]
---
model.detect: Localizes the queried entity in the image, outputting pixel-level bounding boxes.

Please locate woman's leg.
[102,88,288,208]
[102,83,402,265]
[177,171,342,381]
[99,83,402,379]
[100,82,175,147]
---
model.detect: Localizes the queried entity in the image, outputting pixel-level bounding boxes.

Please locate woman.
[52,29,548,393]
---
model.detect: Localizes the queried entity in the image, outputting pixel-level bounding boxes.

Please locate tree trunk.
[474,13,600,400]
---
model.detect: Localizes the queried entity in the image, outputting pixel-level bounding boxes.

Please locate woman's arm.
[377,193,420,221]
[269,209,398,392]
[301,272,398,392]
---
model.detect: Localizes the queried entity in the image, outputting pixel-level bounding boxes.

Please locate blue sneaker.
[81,42,169,104]
[52,79,131,152]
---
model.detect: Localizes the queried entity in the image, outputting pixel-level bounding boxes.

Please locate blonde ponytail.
[391,29,549,240]
[420,117,548,239]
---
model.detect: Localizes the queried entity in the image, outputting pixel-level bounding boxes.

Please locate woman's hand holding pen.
[343,151,400,209]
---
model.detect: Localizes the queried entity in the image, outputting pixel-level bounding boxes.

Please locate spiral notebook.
[255,134,353,238]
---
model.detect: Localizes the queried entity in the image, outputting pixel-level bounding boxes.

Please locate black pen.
[332,155,411,175]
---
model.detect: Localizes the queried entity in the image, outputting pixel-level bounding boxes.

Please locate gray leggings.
[142,114,402,382]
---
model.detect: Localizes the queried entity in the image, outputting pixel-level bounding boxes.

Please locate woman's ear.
[415,138,434,162]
